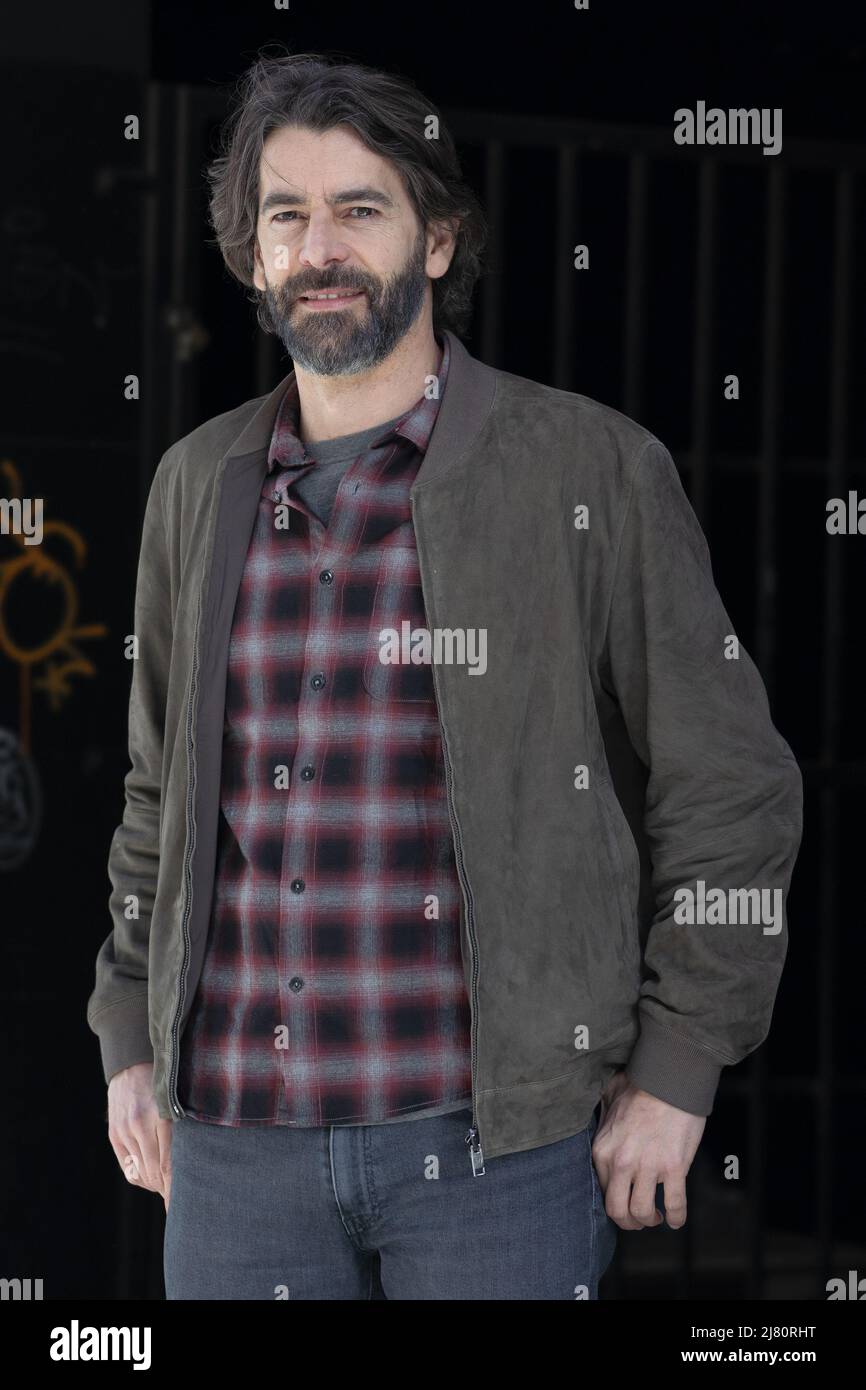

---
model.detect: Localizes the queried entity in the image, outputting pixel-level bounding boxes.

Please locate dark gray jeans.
[163,1103,617,1300]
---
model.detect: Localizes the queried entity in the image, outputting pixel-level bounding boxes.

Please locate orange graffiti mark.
[0,459,107,753]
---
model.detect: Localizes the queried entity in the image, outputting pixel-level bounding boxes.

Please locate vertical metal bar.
[623,152,648,420]
[256,325,279,396]
[756,169,784,686]
[480,140,505,367]
[676,107,706,1274]
[552,144,577,389]
[817,168,852,1292]
[139,81,161,520]
[127,77,165,1302]
[748,162,785,1299]
[168,85,191,443]
[691,160,718,525]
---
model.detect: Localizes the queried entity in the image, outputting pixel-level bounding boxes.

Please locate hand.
[591,1074,706,1231]
[107,1062,173,1211]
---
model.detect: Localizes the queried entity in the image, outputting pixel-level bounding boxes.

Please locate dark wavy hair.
[205,46,489,337]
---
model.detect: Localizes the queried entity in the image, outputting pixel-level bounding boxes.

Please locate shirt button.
[319,569,334,584]
[311,673,325,690]
[290,878,305,893]
[289,977,305,993]
[300,765,316,781]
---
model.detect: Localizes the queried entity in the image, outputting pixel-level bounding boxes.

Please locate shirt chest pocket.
[362,542,437,703]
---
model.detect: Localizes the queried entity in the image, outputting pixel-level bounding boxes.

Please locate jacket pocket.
[362,543,436,703]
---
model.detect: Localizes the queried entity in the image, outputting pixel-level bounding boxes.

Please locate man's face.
[252,124,454,375]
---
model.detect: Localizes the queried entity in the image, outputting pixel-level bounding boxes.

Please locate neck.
[293,318,443,445]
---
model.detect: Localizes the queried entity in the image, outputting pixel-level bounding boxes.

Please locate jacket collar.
[221,328,498,495]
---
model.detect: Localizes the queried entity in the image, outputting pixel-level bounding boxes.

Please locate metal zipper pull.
[465,1125,486,1177]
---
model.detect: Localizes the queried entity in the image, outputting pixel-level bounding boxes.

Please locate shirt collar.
[266,332,450,474]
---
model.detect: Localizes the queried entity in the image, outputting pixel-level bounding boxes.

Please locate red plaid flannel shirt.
[178,333,474,1124]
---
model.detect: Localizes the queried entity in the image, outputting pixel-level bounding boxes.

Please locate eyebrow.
[260,186,396,214]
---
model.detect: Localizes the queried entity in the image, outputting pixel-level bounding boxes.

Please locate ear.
[427,217,458,281]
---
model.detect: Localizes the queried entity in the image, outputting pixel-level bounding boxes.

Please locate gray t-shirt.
[290,413,403,527]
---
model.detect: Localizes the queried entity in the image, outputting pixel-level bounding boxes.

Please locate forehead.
[258,124,403,201]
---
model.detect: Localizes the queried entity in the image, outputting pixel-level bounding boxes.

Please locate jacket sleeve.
[602,438,803,1115]
[86,460,172,1084]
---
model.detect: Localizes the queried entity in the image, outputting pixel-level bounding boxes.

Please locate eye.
[269,207,379,223]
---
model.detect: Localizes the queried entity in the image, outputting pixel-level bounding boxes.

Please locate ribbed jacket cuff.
[89,993,153,1084]
[624,1014,726,1116]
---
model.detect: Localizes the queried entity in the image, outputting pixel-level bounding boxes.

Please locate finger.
[628,1170,663,1228]
[115,1139,145,1184]
[156,1119,173,1207]
[122,1152,144,1186]
[591,1143,610,1194]
[661,1173,688,1229]
[136,1122,165,1196]
[110,1135,145,1187]
[604,1168,644,1231]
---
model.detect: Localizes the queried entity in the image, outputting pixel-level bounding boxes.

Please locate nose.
[298,211,352,271]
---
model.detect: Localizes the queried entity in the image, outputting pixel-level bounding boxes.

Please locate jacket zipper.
[410,494,485,1177]
[168,587,202,1116]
